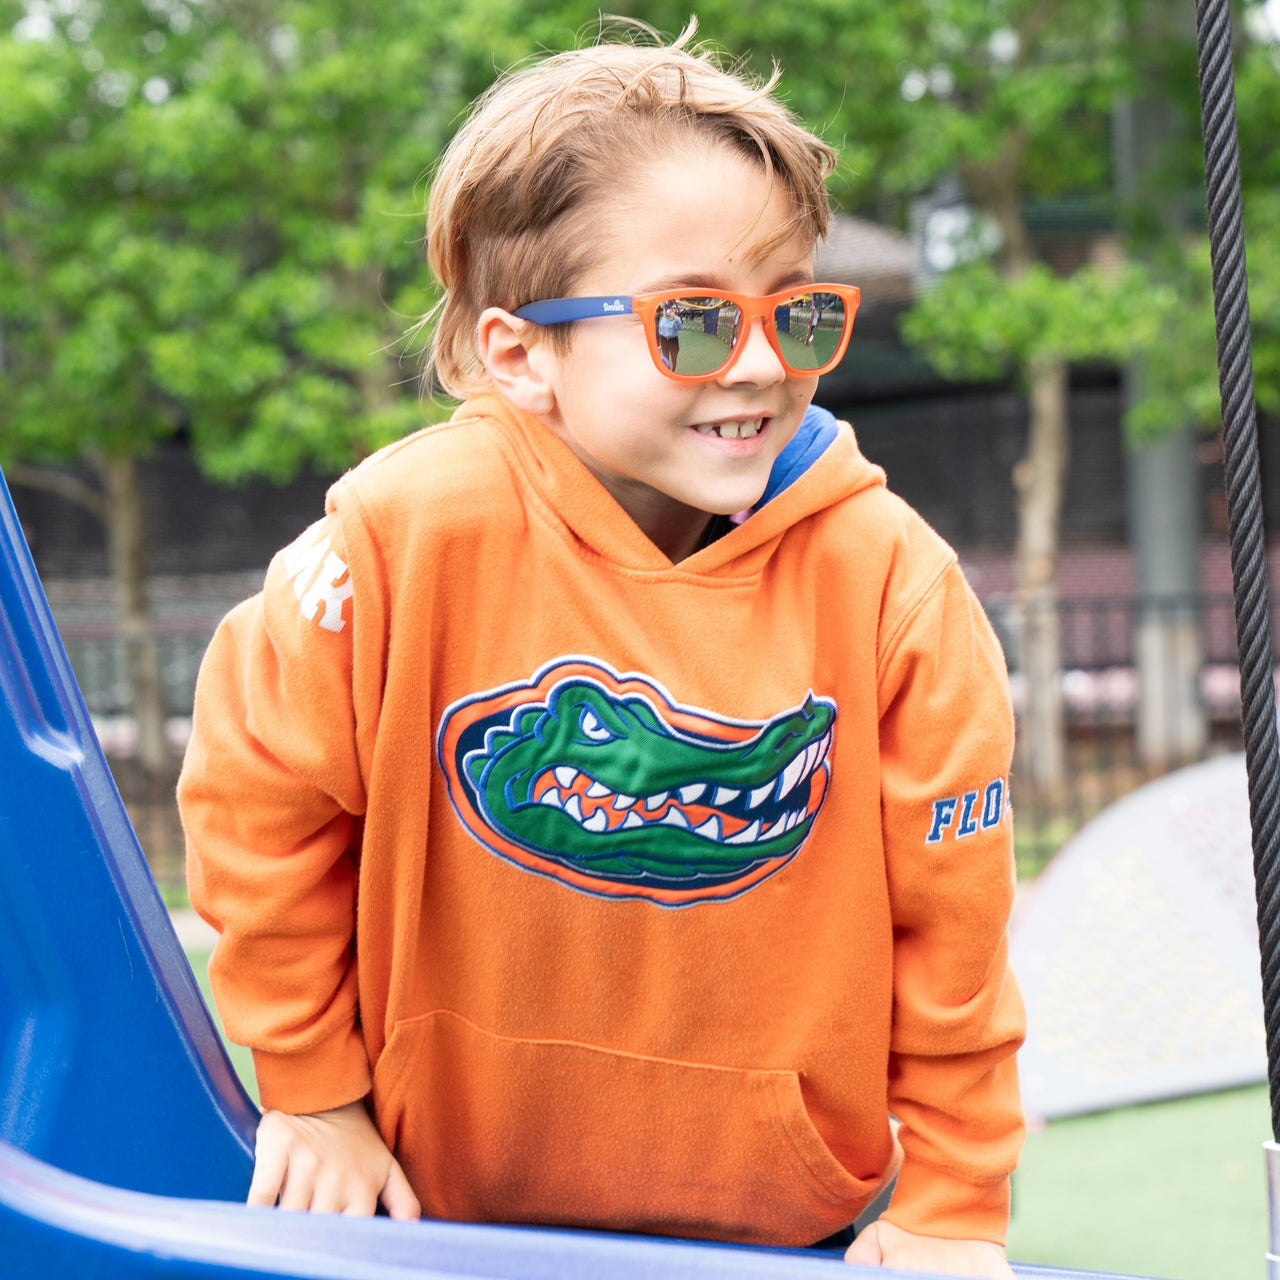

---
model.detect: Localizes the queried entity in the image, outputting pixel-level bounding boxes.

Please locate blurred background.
[3,1,1280,1274]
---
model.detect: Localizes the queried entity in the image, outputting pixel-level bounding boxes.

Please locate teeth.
[693,815,722,841]
[694,419,763,439]
[714,786,740,805]
[727,819,761,845]
[644,791,669,811]
[554,766,577,789]
[776,752,807,800]
[621,811,645,831]
[679,783,707,803]
[612,792,636,810]
[539,788,562,808]
[748,782,773,810]
[661,807,690,829]
[583,809,608,833]
[564,794,584,822]
[586,780,610,798]
[762,816,789,840]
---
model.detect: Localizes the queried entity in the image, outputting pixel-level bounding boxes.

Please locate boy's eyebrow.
[637,268,817,295]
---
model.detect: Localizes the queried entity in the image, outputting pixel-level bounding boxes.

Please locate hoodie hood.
[458,394,887,576]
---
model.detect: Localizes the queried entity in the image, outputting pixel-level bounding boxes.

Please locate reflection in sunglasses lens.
[652,293,847,376]
[776,294,847,370]
[653,297,737,375]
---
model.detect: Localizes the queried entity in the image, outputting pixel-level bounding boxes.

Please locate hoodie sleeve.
[179,497,379,1114]
[875,556,1026,1245]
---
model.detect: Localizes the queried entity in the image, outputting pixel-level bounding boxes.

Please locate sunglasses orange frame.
[513,284,861,383]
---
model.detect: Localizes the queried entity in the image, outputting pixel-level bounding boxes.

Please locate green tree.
[0,0,481,769]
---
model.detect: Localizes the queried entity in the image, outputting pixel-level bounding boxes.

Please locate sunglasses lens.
[773,292,849,372]
[652,297,740,376]
[650,292,850,377]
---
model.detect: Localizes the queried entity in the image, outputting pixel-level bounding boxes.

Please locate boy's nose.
[720,318,787,387]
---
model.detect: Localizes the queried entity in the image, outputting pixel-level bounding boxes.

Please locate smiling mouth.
[693,417,766,440]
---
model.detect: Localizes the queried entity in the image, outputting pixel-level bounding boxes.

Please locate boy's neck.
[645,508,719,565]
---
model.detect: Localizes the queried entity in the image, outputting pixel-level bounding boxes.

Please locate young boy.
[179,27,1024,1277]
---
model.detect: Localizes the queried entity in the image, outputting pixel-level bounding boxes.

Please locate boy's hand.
[844,1220,1013,1277]
[248,1099,421,1219]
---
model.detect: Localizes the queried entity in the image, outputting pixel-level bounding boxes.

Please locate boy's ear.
[477,308,557,416]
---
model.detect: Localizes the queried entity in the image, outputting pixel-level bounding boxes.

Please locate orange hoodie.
[180,393,1024,1248]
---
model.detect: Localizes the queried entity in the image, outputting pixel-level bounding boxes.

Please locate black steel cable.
[1195,0,1280,1137]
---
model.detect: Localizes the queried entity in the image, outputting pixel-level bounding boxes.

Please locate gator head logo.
[437,658,835,906]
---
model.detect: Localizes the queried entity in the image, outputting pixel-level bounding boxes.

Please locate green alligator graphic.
[439,659,835,904]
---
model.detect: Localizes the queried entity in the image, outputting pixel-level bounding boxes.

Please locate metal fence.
[53,591,1267,886]
[986,592,1262,872]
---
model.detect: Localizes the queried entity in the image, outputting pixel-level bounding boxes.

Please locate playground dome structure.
[3,0,1278,1272]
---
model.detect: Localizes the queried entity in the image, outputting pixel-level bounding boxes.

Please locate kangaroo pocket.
[371,1008,893,1246]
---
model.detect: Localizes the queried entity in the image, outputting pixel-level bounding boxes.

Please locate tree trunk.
[94,454,169,775]
[1013,357,1070,798]
[965,135,1072,802]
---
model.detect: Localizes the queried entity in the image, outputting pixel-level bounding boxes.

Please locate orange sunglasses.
[513,284,861,383]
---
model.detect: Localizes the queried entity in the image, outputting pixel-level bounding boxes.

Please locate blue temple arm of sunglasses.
[513,297,636,324]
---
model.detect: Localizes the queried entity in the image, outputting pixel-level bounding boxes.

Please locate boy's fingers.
[246,1143,287,1208]
[380,1160,422,1221]
[308,1171,352,1216]
[843,1222,883,1266]
[340,1188,380,1217]
[276,1155,319,1212]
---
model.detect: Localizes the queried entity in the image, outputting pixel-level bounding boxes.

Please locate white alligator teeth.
[661,807,690,828]
[693,815,722,841]
[583,809,608,833]
[564,794,584,822]
[679,783,706,803]
[644,791,669,811]
[586,780,610,798]
[727,819,761,845]
[748,782,773,810]
[612,792,636,810]
[720,421,741,439]
[714,786,740,806]
[554,766,577,788]
[762,816,789,839]
[801,742,819,778]
[539,788,562,808]
[776,753,806,800]
[621,811,645,831]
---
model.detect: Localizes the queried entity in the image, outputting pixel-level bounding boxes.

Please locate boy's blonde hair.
[422,22,838,399]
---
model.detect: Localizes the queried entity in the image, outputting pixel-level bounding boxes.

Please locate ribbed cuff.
[252,1025,373,1115]
[880,1158,1011,1246]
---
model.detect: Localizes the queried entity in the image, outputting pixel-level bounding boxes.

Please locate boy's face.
[527,144,820,560]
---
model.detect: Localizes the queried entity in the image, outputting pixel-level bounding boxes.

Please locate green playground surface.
[185,943,1271,1278]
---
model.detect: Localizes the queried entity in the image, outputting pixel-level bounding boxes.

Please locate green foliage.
[4,0,1280,485]
[0,0,482,484]
[1119,191,1280,440]
[902,259,1156,381]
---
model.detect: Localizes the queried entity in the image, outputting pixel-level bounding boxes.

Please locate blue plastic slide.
[0,463,1158,1278]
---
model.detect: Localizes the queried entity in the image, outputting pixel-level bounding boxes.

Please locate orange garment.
[180,392,1024,1247]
